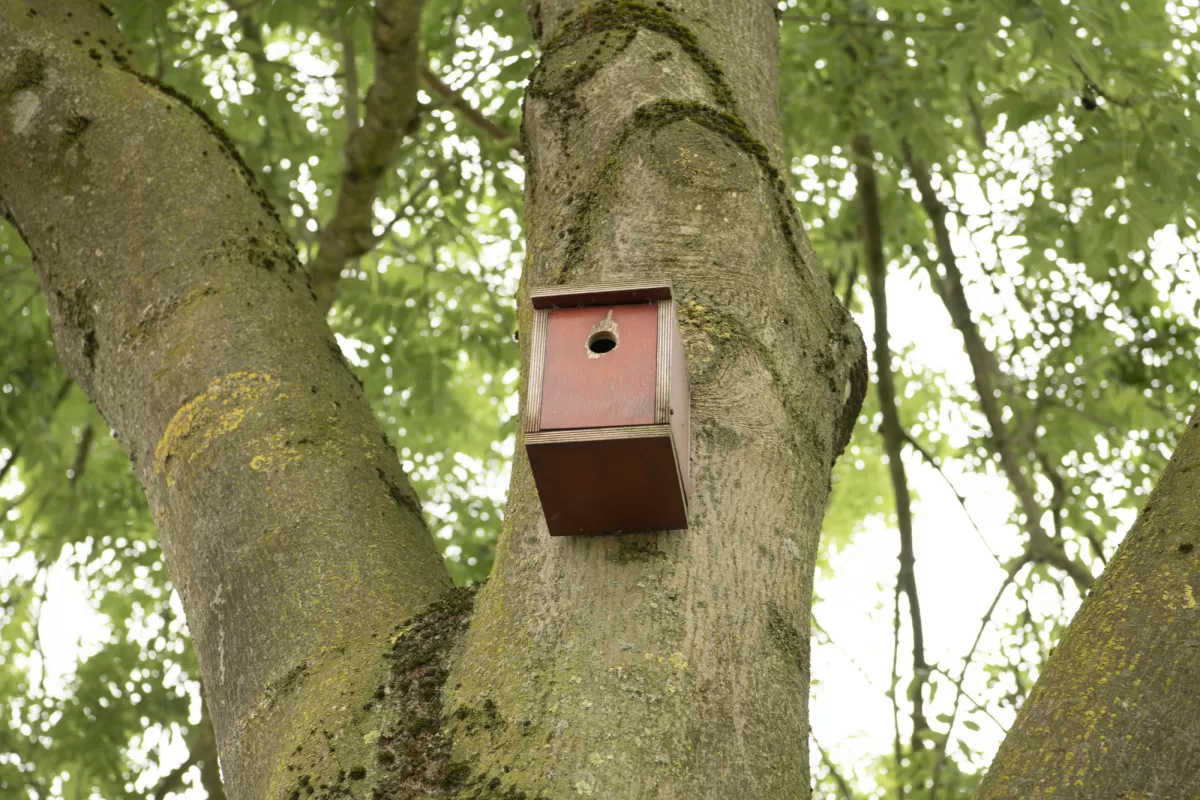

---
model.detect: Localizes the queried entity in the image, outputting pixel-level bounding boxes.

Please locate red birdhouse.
[523,281,691,536]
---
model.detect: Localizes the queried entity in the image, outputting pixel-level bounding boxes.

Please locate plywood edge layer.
[524,308,550,433]
[526,424,673,445]
[655,299,671,425]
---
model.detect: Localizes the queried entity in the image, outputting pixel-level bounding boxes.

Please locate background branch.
[309,0,426,313]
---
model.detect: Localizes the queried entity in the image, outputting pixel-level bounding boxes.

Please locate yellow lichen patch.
[249,432,302,474]
[154,371,279,486]
[1184,584,1197,609]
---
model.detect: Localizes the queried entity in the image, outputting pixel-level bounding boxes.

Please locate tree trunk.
[979,405,1200,798]
[1,3,450,797]
[443,1,864,796]
[1,0,865,797]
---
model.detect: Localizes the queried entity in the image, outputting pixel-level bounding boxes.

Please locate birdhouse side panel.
[538,304,658,431]
[668,301,691,500]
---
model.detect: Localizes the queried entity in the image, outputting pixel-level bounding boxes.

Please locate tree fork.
[2,0,867,797]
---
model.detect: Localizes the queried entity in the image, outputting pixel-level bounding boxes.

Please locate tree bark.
[979,404,1200,798]
[2,0,866,797]
[442,1,865,796]
[1,3,450,797]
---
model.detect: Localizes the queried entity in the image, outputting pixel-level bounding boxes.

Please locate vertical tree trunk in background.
[1,3,451,797]
[444,1,865,796]
[980,405,1200,798]
[2,0,866,797]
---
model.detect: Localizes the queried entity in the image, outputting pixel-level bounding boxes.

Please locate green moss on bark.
[557,99,798,287]
[366,587,475,799]
[1,50,46,99]
[530,0,735,109]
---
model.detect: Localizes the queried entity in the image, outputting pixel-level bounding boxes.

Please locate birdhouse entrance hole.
[587,330,617,354]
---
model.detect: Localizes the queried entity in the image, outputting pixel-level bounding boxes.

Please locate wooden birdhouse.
[523,281,691,536]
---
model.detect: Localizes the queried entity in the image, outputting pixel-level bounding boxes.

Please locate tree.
[3,0,865,796]
[4,0,1200,799]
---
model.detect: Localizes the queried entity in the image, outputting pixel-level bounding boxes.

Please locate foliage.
[3,0,1200,797]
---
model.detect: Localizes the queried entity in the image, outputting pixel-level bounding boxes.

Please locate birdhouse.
[523,281,691,536]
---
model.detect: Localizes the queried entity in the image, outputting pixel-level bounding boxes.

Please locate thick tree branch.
[981,403,1200,796]
[309,0,425,313]
[855,134,929,750]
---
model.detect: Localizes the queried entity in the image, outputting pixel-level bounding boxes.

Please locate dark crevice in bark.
[854,134,929,751]
[277,589,484,800]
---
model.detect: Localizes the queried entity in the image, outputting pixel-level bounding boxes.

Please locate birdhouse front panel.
[524,281,690,537]
[537,304,659,431]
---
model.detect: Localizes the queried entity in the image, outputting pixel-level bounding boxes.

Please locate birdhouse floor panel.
[526,425,688,536]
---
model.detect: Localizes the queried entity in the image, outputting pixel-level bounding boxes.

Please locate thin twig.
[889,581,906,800]
[812,731,856,800]
[900,429,1001,567]
[1069,54,1143,108]
[309,0,427,313]
[421,65,514,144]
[902,141,1094,593]
[929,665,1009,734]
[856,133,929,750]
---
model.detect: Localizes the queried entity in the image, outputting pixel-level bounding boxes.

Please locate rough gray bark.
[442,1,865,796]
[0,2,450,797]
[979,404,1200,798]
